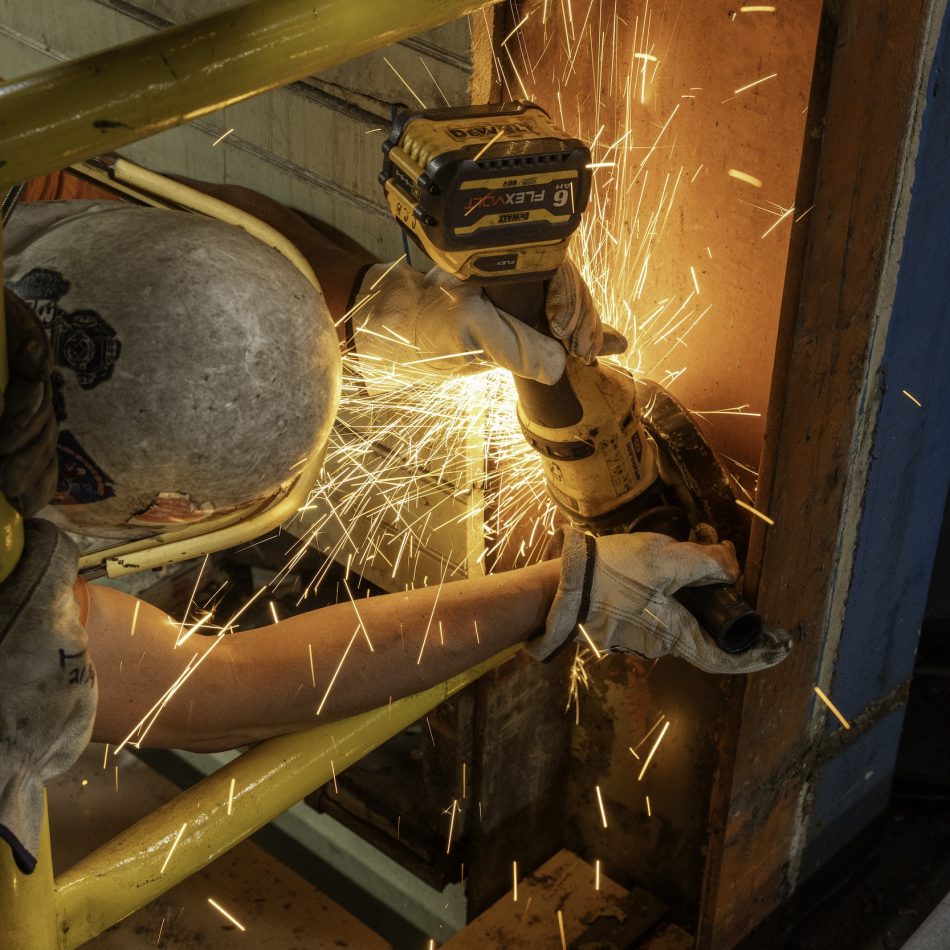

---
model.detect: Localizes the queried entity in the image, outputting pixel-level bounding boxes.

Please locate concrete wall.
[0,0,485,261]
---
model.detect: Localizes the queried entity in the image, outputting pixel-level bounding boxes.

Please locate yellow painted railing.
[0,228,25,583]
[0,0,502,945]
[0,0,496,192]
[58,647,518,949]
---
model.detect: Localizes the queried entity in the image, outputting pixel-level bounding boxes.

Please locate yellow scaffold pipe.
[0,0,498,191]
[54,645,520,948]
[0,224,24,583]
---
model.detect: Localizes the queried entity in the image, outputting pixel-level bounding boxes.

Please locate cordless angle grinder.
[380,101,761,655]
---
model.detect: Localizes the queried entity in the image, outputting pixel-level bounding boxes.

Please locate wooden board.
[444,849,630,949]
[700,1,950,945]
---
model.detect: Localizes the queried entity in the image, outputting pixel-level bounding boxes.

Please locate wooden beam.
[700,1,950,944]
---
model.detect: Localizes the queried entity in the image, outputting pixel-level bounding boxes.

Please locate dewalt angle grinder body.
[381,101,761,654]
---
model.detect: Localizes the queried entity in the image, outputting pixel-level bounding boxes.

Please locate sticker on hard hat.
[127,492,241,526]
[8,266,121,390]
[54,429,116,505]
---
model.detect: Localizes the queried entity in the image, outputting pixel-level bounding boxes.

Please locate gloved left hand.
[349,260,626,391]
[0,519,96,874]
[0,289,59,517]
[526,524,791,673]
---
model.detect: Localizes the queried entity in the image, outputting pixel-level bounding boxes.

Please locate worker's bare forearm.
[87,560,560,752]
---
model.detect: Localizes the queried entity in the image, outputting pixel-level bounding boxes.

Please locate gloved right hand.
[0,289,58,517]
[526,524,791,674]
[348,259,626,391]
[0,519,96,874]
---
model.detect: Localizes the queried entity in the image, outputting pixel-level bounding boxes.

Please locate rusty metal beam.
[700,1,950,944]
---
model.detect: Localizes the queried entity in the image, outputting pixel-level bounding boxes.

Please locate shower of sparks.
[558,909,568,949]
[735,498,775,525]
[691,404,761,418]
[316,626,360,716]
[102,744,109,769]
[513,861,519,901]
[740,4,777,11]
[115,766,119,792]
[227,778,236,815]
[269,601,280,625]
[417,557,451,665]
[646,795,652,817]
[211,128,234,147]
[637,720,671,781]
[595,859,601,890]
[761,204,795,239]
[308,643,316,687]
[160,822,187,874]
[383,56,426,108]
[207,898,246,932]
[501,13,530,46]
[419,57,451,107]
[734,72,778,95]
[814,686,851,730]
[902,390,923,407]
[631,714,667,757]
[567,646,593,719]
[117,586,273,750]
[728,169,763,187]
[577,623,604,659]
[343,578,374,651]
[462,761,468,799]
[178,555,209,643]
[595,785,608,828]
[157,916,166,945]
[473,128,507,161]
[175,612,212,648]
[274,0,784,639]
[446,799,459,854]
[130,600,140,638]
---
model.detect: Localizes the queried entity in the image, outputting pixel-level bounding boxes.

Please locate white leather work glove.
[0,519,96,873]
[526,525,791,673]
[349,260,626,391]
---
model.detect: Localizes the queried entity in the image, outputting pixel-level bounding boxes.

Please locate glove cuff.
[525,526,595,662]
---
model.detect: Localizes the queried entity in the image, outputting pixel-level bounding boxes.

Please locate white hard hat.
[4,201,340,538]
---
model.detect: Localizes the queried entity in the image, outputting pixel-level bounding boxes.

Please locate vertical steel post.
[0,795,57,949]
[0,220,25,581]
